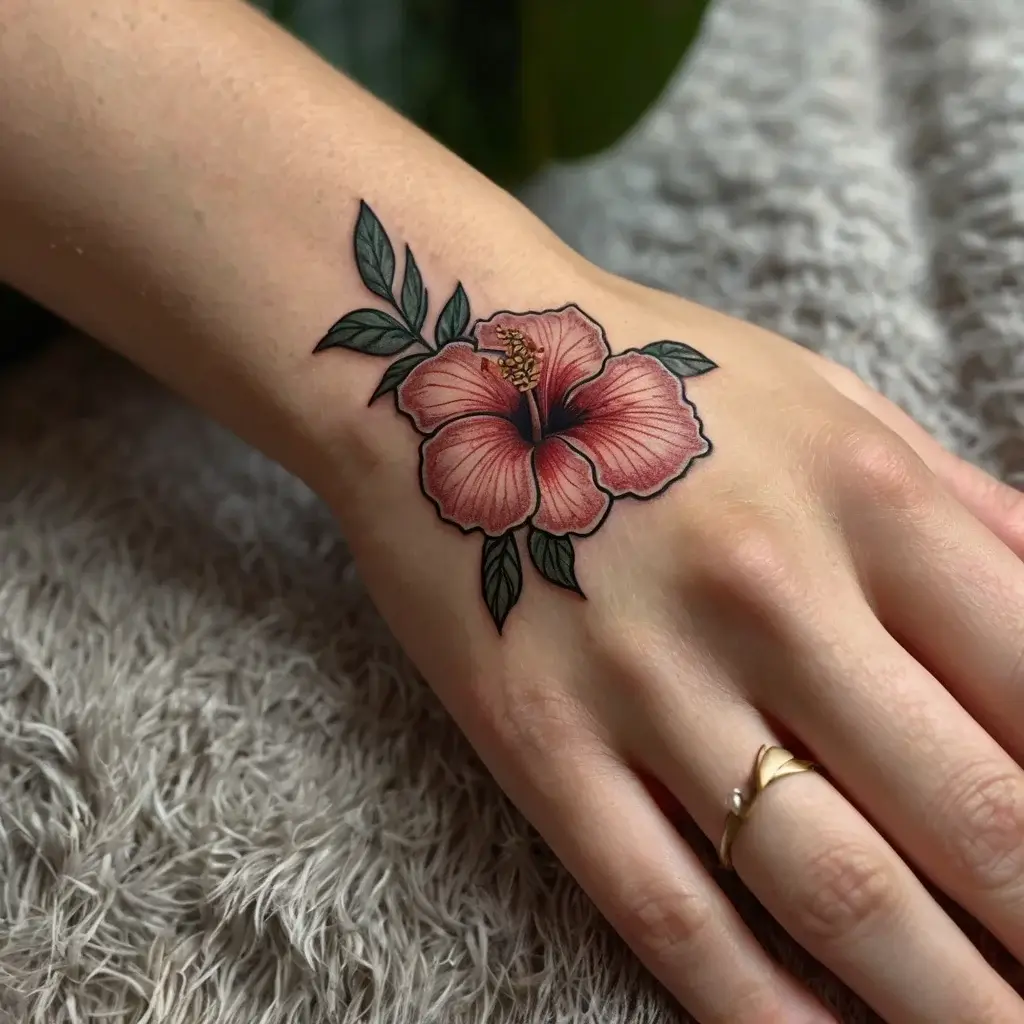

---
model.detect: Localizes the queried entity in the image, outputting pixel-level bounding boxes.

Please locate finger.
[853,469,1024,761]
[926,448,1024,558]
[732,768,1023,1024]
[635,701,1021,1024]
[502,721,836,1023]
[806,348,1024,557]
[760,581,1024,979]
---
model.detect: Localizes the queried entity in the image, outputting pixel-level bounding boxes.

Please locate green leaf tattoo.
[435,282,470,346]
[354,201,396,302]
[641,340,717,379]
[369,351,432,404]
[314,309,417,356]
[400,245,428,334]
[527,528,583,596]
[314,202,719,635]
[481,532,523,633]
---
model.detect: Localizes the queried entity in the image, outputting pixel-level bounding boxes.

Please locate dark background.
[0,0,710,363]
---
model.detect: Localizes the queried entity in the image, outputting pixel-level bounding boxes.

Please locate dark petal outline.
[559,364,715,504]
[529,436,613,539]
[390,343,509,435]
[390,303,715,539]
[414,413,541,538]
[560,337,718,410]
[467,305,718,421]
[469,303,614,407]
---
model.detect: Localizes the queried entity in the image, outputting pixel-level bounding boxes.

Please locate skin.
[2,2,1024,1020]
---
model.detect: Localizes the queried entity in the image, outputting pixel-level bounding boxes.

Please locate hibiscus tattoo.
[314,202,717,633]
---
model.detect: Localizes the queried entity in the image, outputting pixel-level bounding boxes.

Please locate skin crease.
[3,2,1024,1022]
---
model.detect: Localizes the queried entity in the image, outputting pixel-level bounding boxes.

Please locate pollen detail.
[496,325,542,393]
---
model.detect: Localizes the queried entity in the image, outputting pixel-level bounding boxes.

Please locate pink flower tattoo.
[314,202,718,633]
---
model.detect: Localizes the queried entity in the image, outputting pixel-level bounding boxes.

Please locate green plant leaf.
[481,531,523,633]
[527,528,583,596]
[314,308,416,356]
[641,340,717,379]
[521,0,712,164]
[260,1,709,186]
[400,245,428,334]
[268,0,300,24]
[435,282,470,345]
[369,350,432,403]
[354,200,396,302]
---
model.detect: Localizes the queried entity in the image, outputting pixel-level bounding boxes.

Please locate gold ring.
[718,745,818,869]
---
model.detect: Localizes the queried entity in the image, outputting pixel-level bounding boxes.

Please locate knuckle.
[941,763,1024,890]
[489,677,596,762]
[708,985,792,1024]
[699,520,798,608]
[689,519,819,653]
[794,842,900,942]
[620,879,715,966]
[834,428,933,512]
[623,879,799,1024]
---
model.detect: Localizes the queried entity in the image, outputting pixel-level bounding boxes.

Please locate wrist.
[0,0,593,510]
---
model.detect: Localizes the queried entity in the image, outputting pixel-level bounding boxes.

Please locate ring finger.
[730,761,1021,1023]
[632,674,1023,1022]
[763,593,1024,973]
[486,697,835,1024]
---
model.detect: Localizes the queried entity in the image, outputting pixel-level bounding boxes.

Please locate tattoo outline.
[314,201,717,633]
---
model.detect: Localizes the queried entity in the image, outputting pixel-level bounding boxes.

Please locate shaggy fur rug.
[2,0,1023,1020]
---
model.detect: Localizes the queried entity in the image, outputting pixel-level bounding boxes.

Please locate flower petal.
[397,342,521,434]
[421,415,538,535]
[561,351,710,497]
[532,438,610,537]
[474,305,609,422]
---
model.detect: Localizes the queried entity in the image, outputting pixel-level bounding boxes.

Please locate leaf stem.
[387,293,433,352]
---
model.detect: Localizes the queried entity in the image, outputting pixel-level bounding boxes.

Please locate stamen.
[495,325,542,393]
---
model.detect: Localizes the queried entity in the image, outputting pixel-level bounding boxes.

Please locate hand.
[6,1,1019,1015]
[327,248,1024,1022]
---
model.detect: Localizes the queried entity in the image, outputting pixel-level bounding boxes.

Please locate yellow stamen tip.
[496,325,542,393]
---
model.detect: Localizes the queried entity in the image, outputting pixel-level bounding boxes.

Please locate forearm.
[0,0,577,501]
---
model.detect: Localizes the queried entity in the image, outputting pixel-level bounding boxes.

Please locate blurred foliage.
[522,1,711,164]
[254,0,711,185]
[1,0,710,360]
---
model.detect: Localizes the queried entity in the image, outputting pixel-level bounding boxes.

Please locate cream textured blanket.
[2,0,1023,1021]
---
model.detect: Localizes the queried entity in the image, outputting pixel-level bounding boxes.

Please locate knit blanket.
[2,0,1022,1021]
